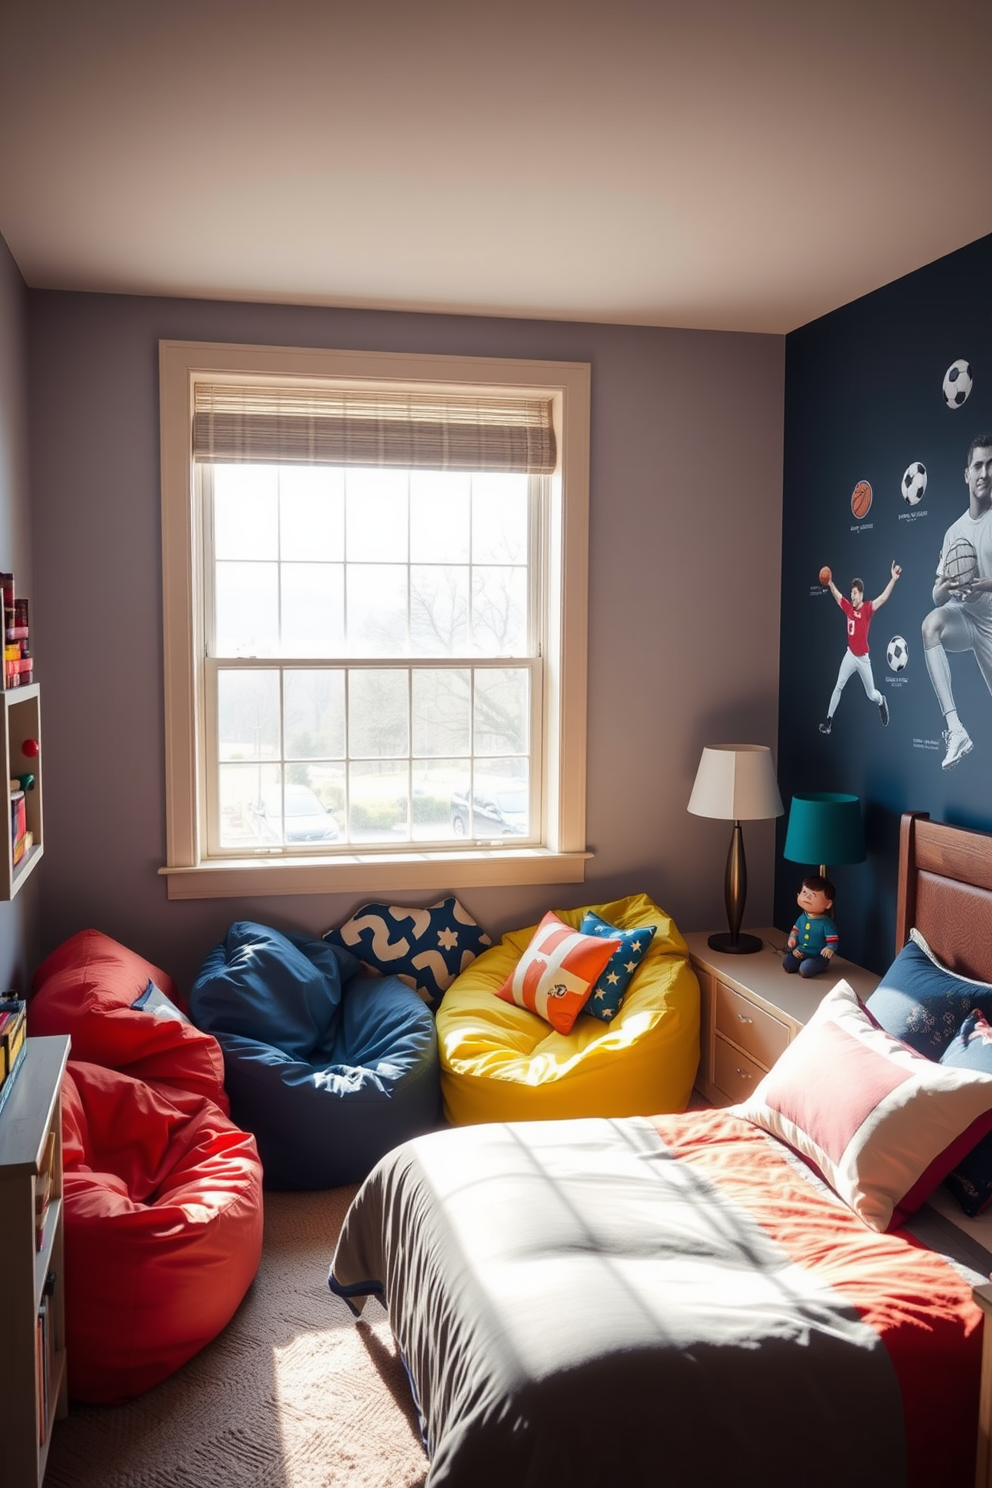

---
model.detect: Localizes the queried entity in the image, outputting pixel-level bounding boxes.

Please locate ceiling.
[1,0,990,335]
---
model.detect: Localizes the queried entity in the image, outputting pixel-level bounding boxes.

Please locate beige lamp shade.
[687,744,784,822]
[687,744,783,955]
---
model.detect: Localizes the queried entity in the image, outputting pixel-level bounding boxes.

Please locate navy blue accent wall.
[777,234,992,972]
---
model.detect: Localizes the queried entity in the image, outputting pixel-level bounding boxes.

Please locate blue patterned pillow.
[865,929,992,1060]
[323,897,491,1011]
[940,1009,992,1216]
[578,911,657,1022]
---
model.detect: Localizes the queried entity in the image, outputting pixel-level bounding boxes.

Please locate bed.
[329,813,992,1487]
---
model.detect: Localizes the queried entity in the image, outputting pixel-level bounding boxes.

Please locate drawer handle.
[736,1068,751,1080]
[736,1013,754,1024]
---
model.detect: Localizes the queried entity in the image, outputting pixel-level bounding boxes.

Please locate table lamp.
[783,792,866,879]
[688,744,784,954]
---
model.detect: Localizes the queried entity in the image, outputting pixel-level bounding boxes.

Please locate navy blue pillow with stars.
[578,912,657,1022]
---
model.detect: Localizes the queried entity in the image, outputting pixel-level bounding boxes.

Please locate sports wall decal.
[921,431,992,770]
[943,359,973,409]
[779,231,992,969]
[817,561,901,736]
[814,424,992,766]
[808,363,988,769]
[901,463,927,506]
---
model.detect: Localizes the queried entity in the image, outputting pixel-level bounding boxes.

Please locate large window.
[159,342,590,898]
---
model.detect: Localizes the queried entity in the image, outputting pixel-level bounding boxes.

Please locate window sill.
[158,848,591,900]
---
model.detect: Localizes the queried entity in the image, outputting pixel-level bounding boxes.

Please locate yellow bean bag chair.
[437,893,699,1124]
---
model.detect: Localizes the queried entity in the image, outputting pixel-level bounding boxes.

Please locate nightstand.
[684,928,881,1107]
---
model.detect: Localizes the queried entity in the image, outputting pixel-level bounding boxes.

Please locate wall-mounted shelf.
[2,683,43,899]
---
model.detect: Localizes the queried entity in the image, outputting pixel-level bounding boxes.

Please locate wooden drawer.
[713,1036,766,1103]
[714,980,790,1067]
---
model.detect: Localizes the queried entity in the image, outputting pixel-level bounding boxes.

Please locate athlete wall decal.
[922,433,992,770]
[819,560,902,736]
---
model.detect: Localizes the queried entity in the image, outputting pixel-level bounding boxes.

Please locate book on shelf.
[10,787,26,862]
[0,999,27,1116]
[37,1297,50,1444]
[37,1270,57,1442]
[1,583,31,689]
[35,1129,57,1250]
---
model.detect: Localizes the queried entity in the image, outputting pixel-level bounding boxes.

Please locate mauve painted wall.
[0,238,38,992]
[26,290,784,993]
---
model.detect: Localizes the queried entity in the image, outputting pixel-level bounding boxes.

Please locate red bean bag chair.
[30,928,229,1109]
[28,930,263,1404]
[60,1060,263,1403]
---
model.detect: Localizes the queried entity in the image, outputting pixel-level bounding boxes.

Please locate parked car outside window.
[251,784,340,844]
[451,784,528,837]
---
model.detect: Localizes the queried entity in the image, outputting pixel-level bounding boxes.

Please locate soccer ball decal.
[886,636,909,673]
[901,462,927,505]
[943,359,973,409]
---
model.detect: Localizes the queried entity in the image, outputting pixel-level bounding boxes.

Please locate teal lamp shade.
[783,792,866,877]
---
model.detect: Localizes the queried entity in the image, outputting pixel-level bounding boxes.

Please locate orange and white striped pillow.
[495,911,621,1034]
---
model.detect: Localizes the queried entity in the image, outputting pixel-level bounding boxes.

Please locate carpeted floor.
[44,1187,430,1488]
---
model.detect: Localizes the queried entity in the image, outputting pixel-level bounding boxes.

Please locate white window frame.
[158,340,591,899]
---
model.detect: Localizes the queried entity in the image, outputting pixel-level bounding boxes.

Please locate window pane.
[280,466,344,562]
[349,760,408,842]
[412,669,470,756]
[472,473,528,564]
[284,669,346,759]
[217,669,280,760]
[410,566,469,655]
[413,757,469,843]
[219,761,281,848]
[250,773,341,847]
[206,463,540,856]
[471,566,528,654]
[215,561,279,656]
[305,763,346,828]
[475,668,529,755]
[346,469,408,562]
[281,563,344,656]
[214,465,278,560]
[347,564,408,655]
[468,766,529,838]
[410,471,470,563]
[349,669,409,758]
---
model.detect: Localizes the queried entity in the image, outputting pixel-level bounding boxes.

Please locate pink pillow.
[495,911,621,1034]
[732,978,992,1231]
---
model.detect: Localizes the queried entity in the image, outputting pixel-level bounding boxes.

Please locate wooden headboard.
[895,812,992,1488]
[896,812,992,982]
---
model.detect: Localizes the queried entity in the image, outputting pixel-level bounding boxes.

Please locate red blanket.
[652,1108,984,1487]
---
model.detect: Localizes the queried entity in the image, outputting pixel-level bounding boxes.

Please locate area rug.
[44,1186,430,1488]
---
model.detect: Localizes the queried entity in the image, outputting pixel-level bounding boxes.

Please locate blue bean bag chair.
[189,921,441,1189]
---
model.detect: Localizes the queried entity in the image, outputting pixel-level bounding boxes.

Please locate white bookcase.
[0,1035,70,1486]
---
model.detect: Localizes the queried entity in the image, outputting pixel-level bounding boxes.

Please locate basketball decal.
[945,536,979,593]
[851,480,873,519]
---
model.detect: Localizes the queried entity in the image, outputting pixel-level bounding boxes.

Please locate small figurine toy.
[783,875,838,978]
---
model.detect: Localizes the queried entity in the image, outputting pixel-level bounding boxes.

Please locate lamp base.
[707,931,764,955]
